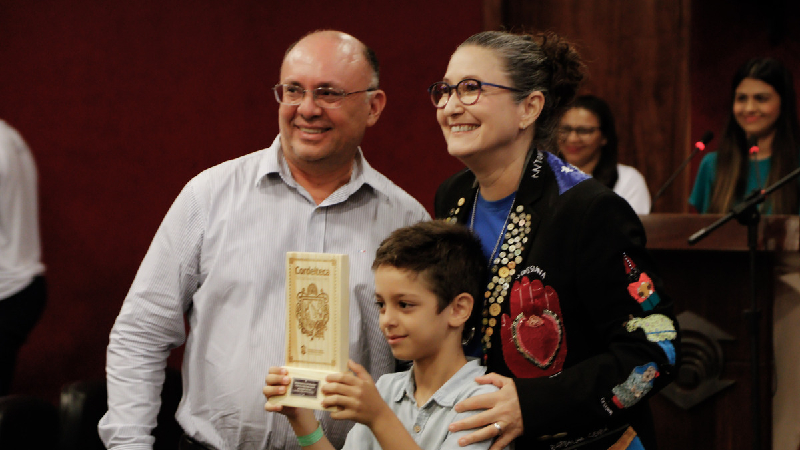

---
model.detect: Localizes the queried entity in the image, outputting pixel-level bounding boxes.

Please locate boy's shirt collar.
[393,359,485,408]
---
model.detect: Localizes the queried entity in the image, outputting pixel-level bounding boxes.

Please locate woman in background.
[689,57,800,214]
[557,95,651,214]
[689,57,800,450]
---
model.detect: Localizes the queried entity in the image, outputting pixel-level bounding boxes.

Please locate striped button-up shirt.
[99,135,429,450]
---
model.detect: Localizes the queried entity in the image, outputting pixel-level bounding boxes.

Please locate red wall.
[0,1,481,402]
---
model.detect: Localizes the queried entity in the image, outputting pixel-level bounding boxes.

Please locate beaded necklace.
[457,150,537,362]
[469,189,517,266]
[468,189,520,363]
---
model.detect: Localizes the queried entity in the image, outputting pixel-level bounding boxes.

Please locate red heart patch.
[500,276,567,377]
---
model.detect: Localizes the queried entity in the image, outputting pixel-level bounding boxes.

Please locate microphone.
[651,131,714,208]
[696,130,714,152]
[748,136,764,192]
[748,136,760,155]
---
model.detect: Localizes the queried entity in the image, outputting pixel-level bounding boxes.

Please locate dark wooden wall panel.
[494,0,692,212]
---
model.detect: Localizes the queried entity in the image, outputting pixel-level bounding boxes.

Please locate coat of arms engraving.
[296,283,329,339]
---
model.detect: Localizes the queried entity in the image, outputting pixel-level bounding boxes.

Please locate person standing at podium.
[689,57,800,215]
[689,57,800,450]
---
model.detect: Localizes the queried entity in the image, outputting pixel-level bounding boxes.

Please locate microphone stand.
[651,146,701,208]
[688,165,800,450]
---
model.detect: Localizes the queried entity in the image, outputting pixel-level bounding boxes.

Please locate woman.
[558,95,651,214]
[430,31,679,450]
[689,57,800,214]
[689,58,800,450]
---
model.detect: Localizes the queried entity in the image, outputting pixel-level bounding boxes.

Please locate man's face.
[278,34,385,174]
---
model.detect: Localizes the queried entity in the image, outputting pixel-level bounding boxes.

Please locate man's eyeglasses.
[273,84,377,109]
[557,126,600,139]
[427,78,521,109]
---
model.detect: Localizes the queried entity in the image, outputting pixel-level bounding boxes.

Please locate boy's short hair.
[372,220,487,337]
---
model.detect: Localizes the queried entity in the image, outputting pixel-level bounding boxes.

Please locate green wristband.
[297,423,324,447]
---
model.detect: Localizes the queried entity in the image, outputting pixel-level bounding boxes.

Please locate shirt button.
[413,425,421,433]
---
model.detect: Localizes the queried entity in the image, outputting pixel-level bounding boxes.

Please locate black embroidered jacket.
[434,150,679,450]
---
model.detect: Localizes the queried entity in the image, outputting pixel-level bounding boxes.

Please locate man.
[99,30,429,450]
[0,119,47,396]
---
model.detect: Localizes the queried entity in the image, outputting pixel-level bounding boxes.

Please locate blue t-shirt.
[471,191,516,264]
[689,152,772,213]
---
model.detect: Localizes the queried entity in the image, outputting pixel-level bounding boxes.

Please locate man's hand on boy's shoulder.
[323,359,394,428]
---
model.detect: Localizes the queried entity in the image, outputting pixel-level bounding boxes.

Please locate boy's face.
[374,265,453,363]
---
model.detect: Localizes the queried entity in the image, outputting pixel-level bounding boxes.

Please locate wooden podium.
[641,214,799,450]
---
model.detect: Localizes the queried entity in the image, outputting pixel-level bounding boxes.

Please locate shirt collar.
[392,359,485,408]
[255,135,392,203]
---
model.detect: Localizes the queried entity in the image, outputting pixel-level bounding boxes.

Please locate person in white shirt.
[0,119,46,396]
[557,95,651,214]
[99,30,430,450]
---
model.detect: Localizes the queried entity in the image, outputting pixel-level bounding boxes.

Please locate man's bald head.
[284,30,380,88]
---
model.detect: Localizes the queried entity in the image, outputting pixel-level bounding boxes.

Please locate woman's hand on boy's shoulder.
[450,373,522,450]
[323,359,393,428]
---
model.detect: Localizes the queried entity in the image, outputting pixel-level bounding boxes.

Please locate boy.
[264,220,511,450]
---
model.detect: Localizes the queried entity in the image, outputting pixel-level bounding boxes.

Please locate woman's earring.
[462,326,476,346]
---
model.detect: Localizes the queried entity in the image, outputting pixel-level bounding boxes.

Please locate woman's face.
[557,107,606,171]
[436,45,530,161]
[733,77,781,139]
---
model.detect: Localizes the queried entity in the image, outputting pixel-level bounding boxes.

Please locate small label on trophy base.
[291,378,320,398]
[267,366,338,411]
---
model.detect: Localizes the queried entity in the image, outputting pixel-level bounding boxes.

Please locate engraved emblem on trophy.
[268,252,349,410]
[297,284,329,342]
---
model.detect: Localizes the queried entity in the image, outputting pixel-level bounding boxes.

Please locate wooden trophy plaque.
[268,252,350,411]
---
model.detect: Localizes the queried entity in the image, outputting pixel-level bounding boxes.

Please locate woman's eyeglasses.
[557,126,600,139]
[428,78,521,108]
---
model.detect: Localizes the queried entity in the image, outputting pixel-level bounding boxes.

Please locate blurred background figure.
[689,57,800,215]
[557,95,651,214]
[689,57,800,450]
[0,119,46,396]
